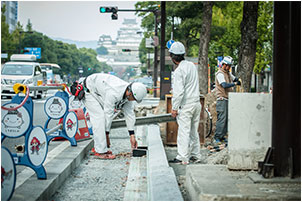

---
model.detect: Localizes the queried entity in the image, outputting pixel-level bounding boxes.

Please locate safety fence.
[1,83,92,201]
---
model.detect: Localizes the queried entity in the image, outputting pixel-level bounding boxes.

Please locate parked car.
[1,54,44,98]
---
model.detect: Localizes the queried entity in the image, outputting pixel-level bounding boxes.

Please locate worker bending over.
[72,73,147,159]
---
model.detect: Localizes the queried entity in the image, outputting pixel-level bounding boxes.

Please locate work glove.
[106,132,110,148]
[130,135,138,150]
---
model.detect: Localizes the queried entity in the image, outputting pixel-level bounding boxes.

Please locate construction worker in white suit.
[81,73,147,159]
[167,41,202,165]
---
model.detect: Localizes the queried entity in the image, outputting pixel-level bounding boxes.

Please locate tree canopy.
[135,1,273,84]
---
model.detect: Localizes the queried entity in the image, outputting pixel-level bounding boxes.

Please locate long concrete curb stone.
[11,139,94,201]
[147,124,183,201]
[123,125,148,201]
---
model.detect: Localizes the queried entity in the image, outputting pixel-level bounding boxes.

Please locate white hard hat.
[131,82,147,103]
[168,41,185,55]
[221,56,233,65]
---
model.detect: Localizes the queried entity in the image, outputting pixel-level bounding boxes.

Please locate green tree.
[1,4,13,60]
[96,46,108,55]
[136,1,272,92]
[254,1,273,74]
[198,2,213,94]
[26,19,33,32]
[208,2,243,82]
[237,2,259,92]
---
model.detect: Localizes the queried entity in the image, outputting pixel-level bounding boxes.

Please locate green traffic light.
[100,7,106,13]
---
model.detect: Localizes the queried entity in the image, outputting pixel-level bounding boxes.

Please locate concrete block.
[123,156,148,201]
[147,124,183,201]
[228,93,272,170]
[124,125,148,201]
[147,124,169,168]
[185,165,242,201]
[149,167,183,201]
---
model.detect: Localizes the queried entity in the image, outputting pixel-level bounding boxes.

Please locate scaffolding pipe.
[111,113,175,129]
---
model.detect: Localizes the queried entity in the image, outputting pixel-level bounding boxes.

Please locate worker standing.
[167,41,202,165]
[72,73,147,159]
[214,56,241,146]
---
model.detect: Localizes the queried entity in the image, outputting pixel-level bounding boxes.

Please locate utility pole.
[147,49,150,75]
[153,11,159,98]
[159,1,168,100]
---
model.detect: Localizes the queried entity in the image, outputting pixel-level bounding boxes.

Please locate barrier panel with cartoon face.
[1,103,31,138]
[44,96,68,119]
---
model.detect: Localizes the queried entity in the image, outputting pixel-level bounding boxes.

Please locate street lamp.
[19,31,33,54]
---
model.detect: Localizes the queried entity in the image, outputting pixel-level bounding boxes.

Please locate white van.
[1,54,44,98]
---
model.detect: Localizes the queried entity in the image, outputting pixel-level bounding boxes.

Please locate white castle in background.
[97,18,143,77]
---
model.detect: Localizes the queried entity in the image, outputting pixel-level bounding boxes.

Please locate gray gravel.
[51,128,132,201]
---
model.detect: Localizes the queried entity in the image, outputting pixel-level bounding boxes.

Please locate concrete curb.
[11,139,94,201]
[147,124,183,201]
[124,125,148,201]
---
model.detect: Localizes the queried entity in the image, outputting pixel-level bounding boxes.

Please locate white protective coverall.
[83,73,135,153]
[172,60,201,162]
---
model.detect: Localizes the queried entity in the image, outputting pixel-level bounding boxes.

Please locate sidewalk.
[186,164,301,201]
[165,146,301,201]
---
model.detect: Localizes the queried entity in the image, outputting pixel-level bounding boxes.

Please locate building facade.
[97,18,143,77]
[1,1,18,33]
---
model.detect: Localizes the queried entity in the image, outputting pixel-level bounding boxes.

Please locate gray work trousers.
[214,99,228,140]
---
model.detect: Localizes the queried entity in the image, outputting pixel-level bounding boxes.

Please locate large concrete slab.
[228,93,272,170]
[185,164,301,201]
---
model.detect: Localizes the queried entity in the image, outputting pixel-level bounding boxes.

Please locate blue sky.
[18,1,142,41]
